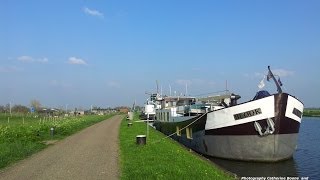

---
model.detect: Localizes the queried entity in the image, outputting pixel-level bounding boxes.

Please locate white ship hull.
[154,93,303,162]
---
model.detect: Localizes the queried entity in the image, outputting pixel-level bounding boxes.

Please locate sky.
[1,0,320,109]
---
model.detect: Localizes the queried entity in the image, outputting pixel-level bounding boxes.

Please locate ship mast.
[268,66,283,93]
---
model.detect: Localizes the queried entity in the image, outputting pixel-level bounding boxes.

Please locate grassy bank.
[303,109,320,117]
[0,114,115,169]
[119,116,234,180]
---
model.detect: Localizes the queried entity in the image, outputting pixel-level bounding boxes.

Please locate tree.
[30,99,42,111]
[12,105,29,114]
[0,105,5,113]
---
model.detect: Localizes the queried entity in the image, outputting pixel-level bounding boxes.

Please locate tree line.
[0,99,136,114]
[0,100,42,114]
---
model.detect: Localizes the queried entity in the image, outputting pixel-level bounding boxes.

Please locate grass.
[119,115,234,180]
[0,113,41,125]
[0,113,115,169]
[303,108,320,117]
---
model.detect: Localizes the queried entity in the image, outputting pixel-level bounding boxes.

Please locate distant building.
[69,111,85,116]
[39,108,60,117]
[89,108,116,115]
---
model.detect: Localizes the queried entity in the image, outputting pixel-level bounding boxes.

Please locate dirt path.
[0,115,124,180]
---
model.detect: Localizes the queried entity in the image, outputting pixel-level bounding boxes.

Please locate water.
[209,117,320,179]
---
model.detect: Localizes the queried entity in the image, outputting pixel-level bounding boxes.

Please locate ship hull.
[203,133,298,162]
[154,93,303,162]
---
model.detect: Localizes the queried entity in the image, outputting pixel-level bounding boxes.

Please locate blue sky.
[1,0,319,109]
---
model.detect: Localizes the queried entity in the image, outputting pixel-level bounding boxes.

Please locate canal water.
[209,117,320,179]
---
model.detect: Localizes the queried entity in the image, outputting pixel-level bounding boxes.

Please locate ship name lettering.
[234,108,262,120]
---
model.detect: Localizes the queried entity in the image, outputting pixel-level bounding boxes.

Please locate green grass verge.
[0,114,115,169]
[119,116,234,180]
[303,109,320,117]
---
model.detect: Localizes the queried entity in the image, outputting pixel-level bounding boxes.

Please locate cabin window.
[176,126,181,136]
[186,127,193,139]
[167,112,169,121]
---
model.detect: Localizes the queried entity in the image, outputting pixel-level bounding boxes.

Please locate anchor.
[254,118,275,136]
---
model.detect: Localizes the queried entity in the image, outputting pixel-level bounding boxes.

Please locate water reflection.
[209,157,298,177]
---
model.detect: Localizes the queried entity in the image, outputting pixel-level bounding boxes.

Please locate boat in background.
[153,66,304,162]
[140,92,162,120]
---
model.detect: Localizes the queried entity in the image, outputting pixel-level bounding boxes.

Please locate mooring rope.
[150,112,207,145]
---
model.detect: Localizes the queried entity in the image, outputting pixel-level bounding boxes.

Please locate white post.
[147,113,149,139]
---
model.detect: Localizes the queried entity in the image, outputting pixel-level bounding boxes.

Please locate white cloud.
[17,56,49,63]
[83,7,104,18]
[68,57,87,65]
[17,56,34,62]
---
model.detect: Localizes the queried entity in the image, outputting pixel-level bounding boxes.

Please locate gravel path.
[0,115,124,180]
